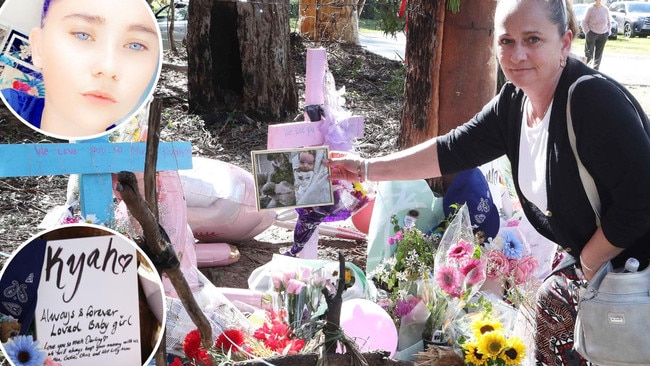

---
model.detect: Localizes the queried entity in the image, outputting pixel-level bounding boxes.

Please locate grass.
[572,36,650,55]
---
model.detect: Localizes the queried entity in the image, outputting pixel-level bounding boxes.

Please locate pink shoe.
[195,243,240,267]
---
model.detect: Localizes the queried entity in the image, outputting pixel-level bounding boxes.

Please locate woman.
[325,0,650,364]
[582,0,611,70]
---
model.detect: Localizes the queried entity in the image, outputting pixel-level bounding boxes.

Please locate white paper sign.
[35,235,141,365]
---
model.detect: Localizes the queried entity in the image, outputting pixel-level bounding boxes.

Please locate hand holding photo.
[251,146,334,211]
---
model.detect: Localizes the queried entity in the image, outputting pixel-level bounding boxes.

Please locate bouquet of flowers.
[421,204,487,343]
[459,309,526,366]
[482,222,540,306]
[370,214,439,296]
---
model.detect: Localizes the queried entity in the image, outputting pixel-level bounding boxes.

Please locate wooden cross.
[0,136,192,223]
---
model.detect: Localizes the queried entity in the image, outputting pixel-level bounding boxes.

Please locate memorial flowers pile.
[482,223,539,306]
[460,310,526,366]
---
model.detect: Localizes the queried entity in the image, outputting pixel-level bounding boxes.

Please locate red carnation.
[215,329,246,353]
[183,329,202,359]
[170,357,183,366]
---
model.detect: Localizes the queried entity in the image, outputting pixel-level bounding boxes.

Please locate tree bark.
[399,0,497,192]
[299,0,362,44]
[187,0,298,121]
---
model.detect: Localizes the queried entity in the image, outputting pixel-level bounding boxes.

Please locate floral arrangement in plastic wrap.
[420,204,488,344]
[458,306,527,366]
[482,221,540,307]
[2,335,62,366]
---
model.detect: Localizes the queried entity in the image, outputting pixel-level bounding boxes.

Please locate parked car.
[156,1,189,50]
[609,1,650,38]
[574,3,619,40]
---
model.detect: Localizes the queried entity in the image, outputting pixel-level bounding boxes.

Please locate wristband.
[580,255,595,272]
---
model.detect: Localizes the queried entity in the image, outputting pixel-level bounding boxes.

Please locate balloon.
[339,298,398,357]
[179,157,276,243]
[351,197,375,234]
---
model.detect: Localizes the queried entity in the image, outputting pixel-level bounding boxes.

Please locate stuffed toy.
[0,316,21,343]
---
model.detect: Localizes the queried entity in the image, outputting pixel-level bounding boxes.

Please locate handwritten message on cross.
[0,136,192,223]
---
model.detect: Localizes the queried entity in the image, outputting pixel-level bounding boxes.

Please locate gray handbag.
[568,75,650,366]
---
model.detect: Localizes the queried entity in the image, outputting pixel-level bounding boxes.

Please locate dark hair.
[547,0,579,36]
[41,0,52,27]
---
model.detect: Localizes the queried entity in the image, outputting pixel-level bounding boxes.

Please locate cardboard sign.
[266,116,364,149]
[35,235,141,365]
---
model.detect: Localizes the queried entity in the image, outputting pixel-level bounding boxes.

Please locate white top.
[518,100,553,212]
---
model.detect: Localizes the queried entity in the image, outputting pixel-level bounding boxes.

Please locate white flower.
[83,214,99,224]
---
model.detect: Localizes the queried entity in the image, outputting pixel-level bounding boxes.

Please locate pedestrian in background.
[583,0,611,70]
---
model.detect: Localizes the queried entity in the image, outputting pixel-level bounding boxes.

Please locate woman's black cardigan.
[436,57,650,268]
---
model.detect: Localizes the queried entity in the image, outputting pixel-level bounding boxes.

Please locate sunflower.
[3,335,47,366]
[470,316,504,338]
[477,330,507,358]
[500,336,526,365]
[463,341,487,365]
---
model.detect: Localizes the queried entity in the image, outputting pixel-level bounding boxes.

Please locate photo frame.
[251,146,334,211]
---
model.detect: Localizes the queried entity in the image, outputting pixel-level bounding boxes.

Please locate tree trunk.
[299,0,362,44]
[187,0,298,121]
[399,0,497,192]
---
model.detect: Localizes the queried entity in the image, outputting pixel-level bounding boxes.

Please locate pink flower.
[436,265,462,298]
[43,356,63,366]
[298,266,312,281]
[388,231,403,245]
[486,250,510,278]
[271,272,285,291]
[512,256,539,285]
[506,219,520,227]
[447,240,474,262]
[460,258,486,287]
[286,279,306,295]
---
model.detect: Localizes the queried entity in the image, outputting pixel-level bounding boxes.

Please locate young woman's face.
[30,0,160,138]
[495,0,571,92]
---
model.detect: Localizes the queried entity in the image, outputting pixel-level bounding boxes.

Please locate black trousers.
[584,31,609,70]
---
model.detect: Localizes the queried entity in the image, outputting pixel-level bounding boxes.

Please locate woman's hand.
[323,151,365,182]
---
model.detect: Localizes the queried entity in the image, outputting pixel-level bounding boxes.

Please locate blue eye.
[127,42,146,51]
[73,32,91,41]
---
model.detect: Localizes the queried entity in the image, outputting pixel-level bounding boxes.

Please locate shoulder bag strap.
[566,75,602,226]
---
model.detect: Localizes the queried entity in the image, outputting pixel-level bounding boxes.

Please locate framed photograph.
[251,146,334,211]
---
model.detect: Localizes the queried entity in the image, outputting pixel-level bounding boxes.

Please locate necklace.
[526,99,552,127]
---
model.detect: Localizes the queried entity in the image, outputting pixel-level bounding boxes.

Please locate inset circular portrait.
[0,224,165,366]
[0,0,162,140]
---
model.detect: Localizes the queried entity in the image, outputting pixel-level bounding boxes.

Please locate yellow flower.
[477,330,507,358]
[352,181,367,196]
[470,315,504,338]
[463,341,486,365]
[500,336,526,365]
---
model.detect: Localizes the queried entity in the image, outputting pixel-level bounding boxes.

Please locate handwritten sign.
[0,139,193,223]
[35,235,141,366]
[267,116,365,149]
[0,141,192,177]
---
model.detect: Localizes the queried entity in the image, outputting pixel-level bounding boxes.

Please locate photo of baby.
[252,147,334,211]
[0,0,161,140]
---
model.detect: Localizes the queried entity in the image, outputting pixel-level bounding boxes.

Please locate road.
[359,31,650,111]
